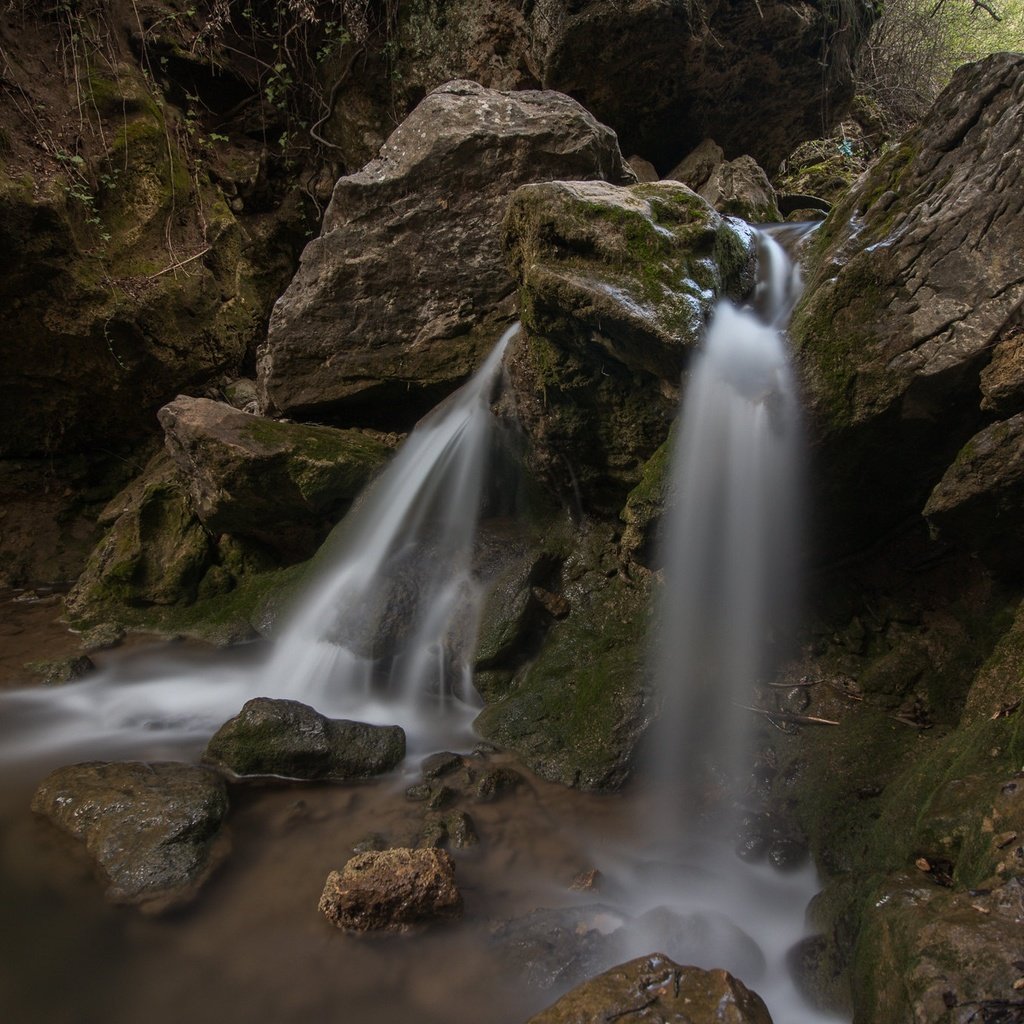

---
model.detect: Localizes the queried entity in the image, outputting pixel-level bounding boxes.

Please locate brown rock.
[527,953,773,1023]
[980,327,1024,417]
[318,848,463,931]
[258,80,635,429]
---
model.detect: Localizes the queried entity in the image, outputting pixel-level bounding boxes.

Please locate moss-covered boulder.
[202,698,406,781]
[790,53,1024,555]
[64,452,212,620]
[31,761,230,913]
[501,178,755,513]
[158,396,395,560]
[475,526,652,790]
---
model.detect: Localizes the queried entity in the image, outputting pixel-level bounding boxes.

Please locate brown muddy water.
[0,596,839,1024]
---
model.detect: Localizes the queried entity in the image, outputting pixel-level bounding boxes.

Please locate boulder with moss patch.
[202,697,406,781]
[158,396,395,560]
[790,53,1024,555]
[500,178,754,512]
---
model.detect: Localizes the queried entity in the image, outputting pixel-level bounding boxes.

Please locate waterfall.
[0,327,515,764]
[265,325,515,717]
[650,226,806,817]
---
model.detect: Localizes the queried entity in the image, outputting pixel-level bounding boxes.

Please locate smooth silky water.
[0,230,845,1024]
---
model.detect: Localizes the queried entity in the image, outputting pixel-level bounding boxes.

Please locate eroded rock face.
[527,953,774,1024]
[792,53,1024,554]
[318,847,462,931]
[64,451,212,621]
[530,0,876,172]
[202,697,406,780]
[258,80,635,428]
[501,178,755,513]
[158,396,394,560]
[31,761,230,912]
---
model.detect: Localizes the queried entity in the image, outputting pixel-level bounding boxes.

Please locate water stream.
[0,225,843,1024]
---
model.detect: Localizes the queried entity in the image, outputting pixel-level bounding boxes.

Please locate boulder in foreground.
[318,847,462,932]
[201,697,405,780]
[527,952,773,1023]
[31,761,230,913]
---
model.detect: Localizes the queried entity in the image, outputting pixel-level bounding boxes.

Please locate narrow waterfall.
[266,325,515,717]
[650,226,805,818]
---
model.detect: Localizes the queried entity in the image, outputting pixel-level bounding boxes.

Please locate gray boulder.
[31,761,230,912]
[668,140,782,223]
[791,53,1024,553]
[258,80,635,427]
[201,697,405,780]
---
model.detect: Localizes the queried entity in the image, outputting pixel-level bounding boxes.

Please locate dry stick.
[764,679,819,689]
[149,247,210,279]
[733,703,840,726]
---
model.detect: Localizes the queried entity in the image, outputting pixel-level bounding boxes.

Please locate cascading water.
[582,223,840,1024]
[650,226,803,819]
[0,326,515,765]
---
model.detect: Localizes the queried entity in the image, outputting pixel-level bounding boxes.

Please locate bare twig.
[734,703,840,726]
[148,247,211,279]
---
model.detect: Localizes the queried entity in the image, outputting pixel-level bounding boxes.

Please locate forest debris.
[992,698,1022,720]
[734,704,839,726]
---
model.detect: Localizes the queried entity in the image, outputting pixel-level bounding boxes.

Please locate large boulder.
[668,140,782,223]
[201,698,406,781]
[527,953,773,1024]
[31,761,230,912]
[158,396,394,560]
[791,53,1024,555]
[500,178,755,512]
[317,847,462,931]
[258,80,635,427]
[923,414,1024,572]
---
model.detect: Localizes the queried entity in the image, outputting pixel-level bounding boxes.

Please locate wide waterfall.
[0,327,515,765]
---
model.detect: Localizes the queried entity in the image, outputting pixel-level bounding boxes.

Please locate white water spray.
[0,326,515,765]
[651,227,804,814]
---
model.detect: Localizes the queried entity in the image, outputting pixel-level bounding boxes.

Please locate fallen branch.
[734,703,840,726]
[148,247,211,279]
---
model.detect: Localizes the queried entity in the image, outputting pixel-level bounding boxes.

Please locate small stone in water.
[570,868,601,892]
[421,751,464,779]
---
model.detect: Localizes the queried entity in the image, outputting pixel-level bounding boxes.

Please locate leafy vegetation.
[858,0,1024,130]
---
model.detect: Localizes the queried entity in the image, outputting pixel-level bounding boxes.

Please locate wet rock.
[259,80,634,428]
[31,761,229,912]
[767,838,809,872]
[201,698,405,781]
[527,953,774,1024]
[317,848,462,932]
[858,873,1024,1024]
[25,654,95,685]
[924,414,1024,572]
[158,396,393,560]
[419,811,479,850]
[501,178,754,512]
[791,53,1024,554]
[474,766,526,803]
[785,935,836,1011]
[420,751,465,780]
[492,905,623,991]
[352,833,389,855]
[668,140,782,223]
[80,623,125,651]
[570,868,601,892]
[64,452,212,623]
[476,528,652,791]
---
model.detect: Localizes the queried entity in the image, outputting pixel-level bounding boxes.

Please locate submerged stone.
[201,697,405,781]
[318,848,462,932]
[31,761,230,913]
